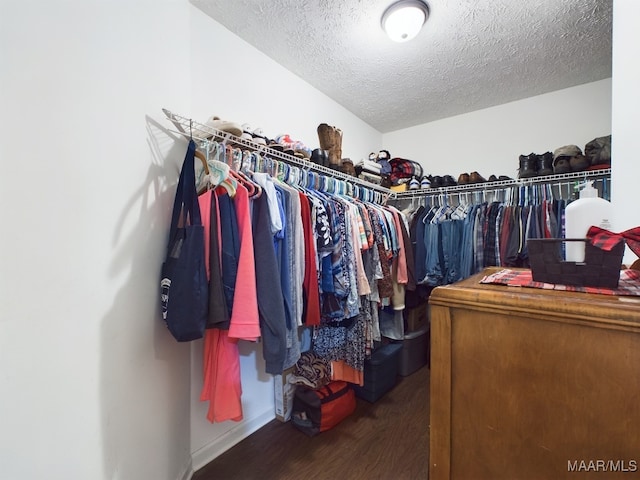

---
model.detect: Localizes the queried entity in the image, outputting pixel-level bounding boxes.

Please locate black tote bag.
[160,140,208,341]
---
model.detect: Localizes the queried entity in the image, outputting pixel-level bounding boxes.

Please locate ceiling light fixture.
[381,0,430,43]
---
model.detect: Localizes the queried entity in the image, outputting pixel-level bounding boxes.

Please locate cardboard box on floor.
[274,366,296,422]
[405,304,428,332]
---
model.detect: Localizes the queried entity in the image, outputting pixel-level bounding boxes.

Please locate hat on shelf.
[553,144,588,173]
[553,145,582,160]
[191,115,243,139]
[584,135,612,166]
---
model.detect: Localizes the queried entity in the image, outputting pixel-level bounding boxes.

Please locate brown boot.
[340,158,356,176]
[328,127,343,169]
[334,128,343,163]
[318,123,344,169]
[317,123,335,152]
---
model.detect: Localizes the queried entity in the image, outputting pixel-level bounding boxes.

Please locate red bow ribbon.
[587,226,640,257]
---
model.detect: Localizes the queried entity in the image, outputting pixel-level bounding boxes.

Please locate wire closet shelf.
[162,109,395,204]
[392,168,612,200]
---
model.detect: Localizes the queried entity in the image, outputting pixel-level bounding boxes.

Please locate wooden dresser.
[429,268,640,480]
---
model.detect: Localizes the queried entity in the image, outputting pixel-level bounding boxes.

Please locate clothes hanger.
[207,141,236,196]
[250,152,262,174]
[280,162,290,183]
[299,166,308,189]
[231,147,243,172]
[185,121,210,190]
[231,169,261,197]
[229,147,264,197]
[194,149,210,175]
[224,144,235,168]
[241,150,253,174]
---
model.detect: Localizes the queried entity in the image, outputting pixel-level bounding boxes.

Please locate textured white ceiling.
[191,0,612,133]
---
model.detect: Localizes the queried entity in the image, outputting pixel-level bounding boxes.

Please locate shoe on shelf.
[276,134,294,148]
[409,176,420,190]
[430,175,443,188]
[340,158,356,176]
[469,171,486,183]
[458,173,470,184]
[442,175,457,187]
[294,142,312,159]
[537,152,554,175]
[518,153,538,178]
[420,176,431,189]
[251,127,267,145]
[276,134,311,159]
[488,174,498,182]
[311,148,329,167]
[268,141,284,152]
[241,123,254,141]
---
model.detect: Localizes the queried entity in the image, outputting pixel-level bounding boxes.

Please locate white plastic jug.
[564,182,613,262]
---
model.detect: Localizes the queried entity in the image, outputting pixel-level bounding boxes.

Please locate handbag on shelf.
[160,140,208,342]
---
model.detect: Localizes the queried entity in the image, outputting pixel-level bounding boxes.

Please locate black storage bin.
[353,343,402,402]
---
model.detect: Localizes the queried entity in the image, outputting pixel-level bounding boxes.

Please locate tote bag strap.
[168,140,203,242]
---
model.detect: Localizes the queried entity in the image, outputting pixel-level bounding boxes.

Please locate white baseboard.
[177,457,194,480]
[191,409,275,472]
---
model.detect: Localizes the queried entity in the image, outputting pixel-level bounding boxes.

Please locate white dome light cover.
[381,0,430,43]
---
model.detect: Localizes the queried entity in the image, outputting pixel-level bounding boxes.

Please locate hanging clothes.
[167,135,412,422]
[227,183,260,341]
[251,191,288,375]
[404,183,572,288]
[299,192,321,326]
[198,187,240,423]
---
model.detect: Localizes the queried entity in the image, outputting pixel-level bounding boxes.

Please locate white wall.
[186,7,382,470]
[0,1,195,479]
[611,0,640,264]
[0,2,382,478]
[188,10,381,162]
[1,1,637,479]
[382,79,612,180]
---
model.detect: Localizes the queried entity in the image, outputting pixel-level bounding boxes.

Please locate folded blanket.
[358,171,382,185]
[355,158,381,173]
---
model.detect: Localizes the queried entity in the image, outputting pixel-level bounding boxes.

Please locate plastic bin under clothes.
[397,327,430,376]
[352,343,402,403]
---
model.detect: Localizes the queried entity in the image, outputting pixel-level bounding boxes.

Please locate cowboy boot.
[317,123,335,152]
[333,128,343,167]
[327,127,343,169]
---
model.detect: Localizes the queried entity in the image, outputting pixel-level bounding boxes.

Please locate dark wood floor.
[193,365,430,480]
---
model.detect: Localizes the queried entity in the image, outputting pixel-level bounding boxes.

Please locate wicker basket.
[527,238,624,289]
